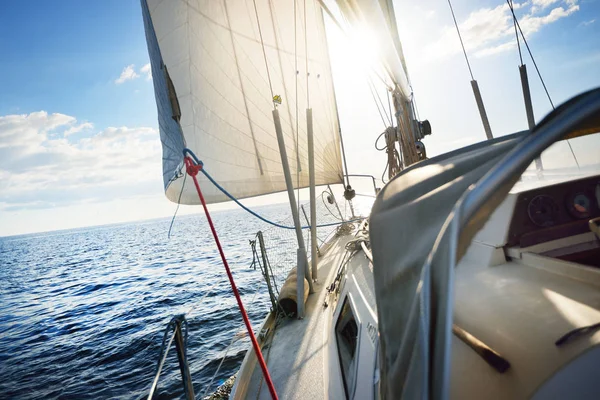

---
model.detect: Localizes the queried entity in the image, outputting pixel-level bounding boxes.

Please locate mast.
[252,4,312,307]
[272,109,313,319]
[392,89,420,167]
[307,109,318,281]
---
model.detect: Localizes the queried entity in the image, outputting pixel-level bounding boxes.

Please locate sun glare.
[328,23,382,77]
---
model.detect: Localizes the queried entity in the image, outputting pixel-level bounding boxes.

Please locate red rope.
[184,157,278,400]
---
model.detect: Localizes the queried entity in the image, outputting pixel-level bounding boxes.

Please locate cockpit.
[505,174,600,268]
[451,136,600,399]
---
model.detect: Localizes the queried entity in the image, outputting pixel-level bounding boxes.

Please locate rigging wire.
[201,279,265,399]
[505,0,554,109]
[199,0,373,168]
[368,76,394,125]
[387,88,394,127]
[167,171,187,239]
[509,0,523,65]
[316,2,351,188]
[184,280,223,319]
[447,0,474,80]
[252,0,275,103]
[368,77,392,125]
[411,89,421,121]
[367,79,391,128]
[333,87,351,188]
[506,0,579,167]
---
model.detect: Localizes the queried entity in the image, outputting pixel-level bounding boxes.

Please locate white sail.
[142,0,343,205]
[333,0,422,166]
[335,0,411,100]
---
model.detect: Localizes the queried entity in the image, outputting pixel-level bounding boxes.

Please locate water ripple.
[0,199,372,399]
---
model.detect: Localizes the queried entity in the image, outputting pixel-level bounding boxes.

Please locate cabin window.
[335,296,359,398]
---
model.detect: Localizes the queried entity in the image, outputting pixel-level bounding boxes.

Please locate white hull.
[233,170,600,399]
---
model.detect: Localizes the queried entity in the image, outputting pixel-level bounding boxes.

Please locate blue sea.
[0,200,365,399]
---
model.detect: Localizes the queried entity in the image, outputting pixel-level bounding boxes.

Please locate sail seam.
[222,0,264,175]
[147,0,344,202]
[267,0,301,180]
[252,0,275,103]
[190,2,335,154]
[187,91,318,163]
[186,2,333,152]
[190,1,334,154]
[266,0,335,156]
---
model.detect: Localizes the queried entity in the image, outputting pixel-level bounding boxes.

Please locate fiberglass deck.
[240,232,355,400]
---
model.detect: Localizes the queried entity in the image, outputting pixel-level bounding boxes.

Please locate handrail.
[458,88,600,252]
[344,174,379,195]
[357,219,373,262]
[147,315,194,400]
[148,325,178,399]
[361,241,373,263]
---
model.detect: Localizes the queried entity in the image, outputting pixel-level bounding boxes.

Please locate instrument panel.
[507,175,600,248]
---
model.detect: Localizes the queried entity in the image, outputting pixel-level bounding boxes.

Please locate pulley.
[416,119,432,140]
[415,141,427,161]
[344,185,356,201]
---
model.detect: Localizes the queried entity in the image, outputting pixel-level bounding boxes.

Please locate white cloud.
[64,122,93,136]
[474,41,516,58]
[531,0,560,13]
[0,111,75,149]
[425,0,580,60]
[115,64,140,84]
[578,19,595,27]
[140,63,152,80]
[519,4,579,36]
[0,111,161,212]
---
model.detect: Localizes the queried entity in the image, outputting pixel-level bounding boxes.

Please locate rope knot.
[184,156,202,177]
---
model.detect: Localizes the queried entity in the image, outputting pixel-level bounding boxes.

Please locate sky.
[0,0,599,236]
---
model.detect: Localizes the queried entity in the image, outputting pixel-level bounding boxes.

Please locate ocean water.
[0,199,367,399]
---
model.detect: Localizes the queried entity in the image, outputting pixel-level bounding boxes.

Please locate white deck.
[233,232,355,400]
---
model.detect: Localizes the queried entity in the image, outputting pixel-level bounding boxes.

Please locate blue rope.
[182,148,364,230]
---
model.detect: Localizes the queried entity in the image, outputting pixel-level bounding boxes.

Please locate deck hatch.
[336,296,359,398]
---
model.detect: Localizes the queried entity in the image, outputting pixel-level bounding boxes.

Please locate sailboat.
[140,0,600,399]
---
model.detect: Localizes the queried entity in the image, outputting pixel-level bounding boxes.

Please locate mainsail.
[142,0,343,205]
[335,0,421,166]
[334,0,411,100]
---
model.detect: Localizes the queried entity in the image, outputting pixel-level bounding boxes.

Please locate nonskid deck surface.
[243,232,354,400]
